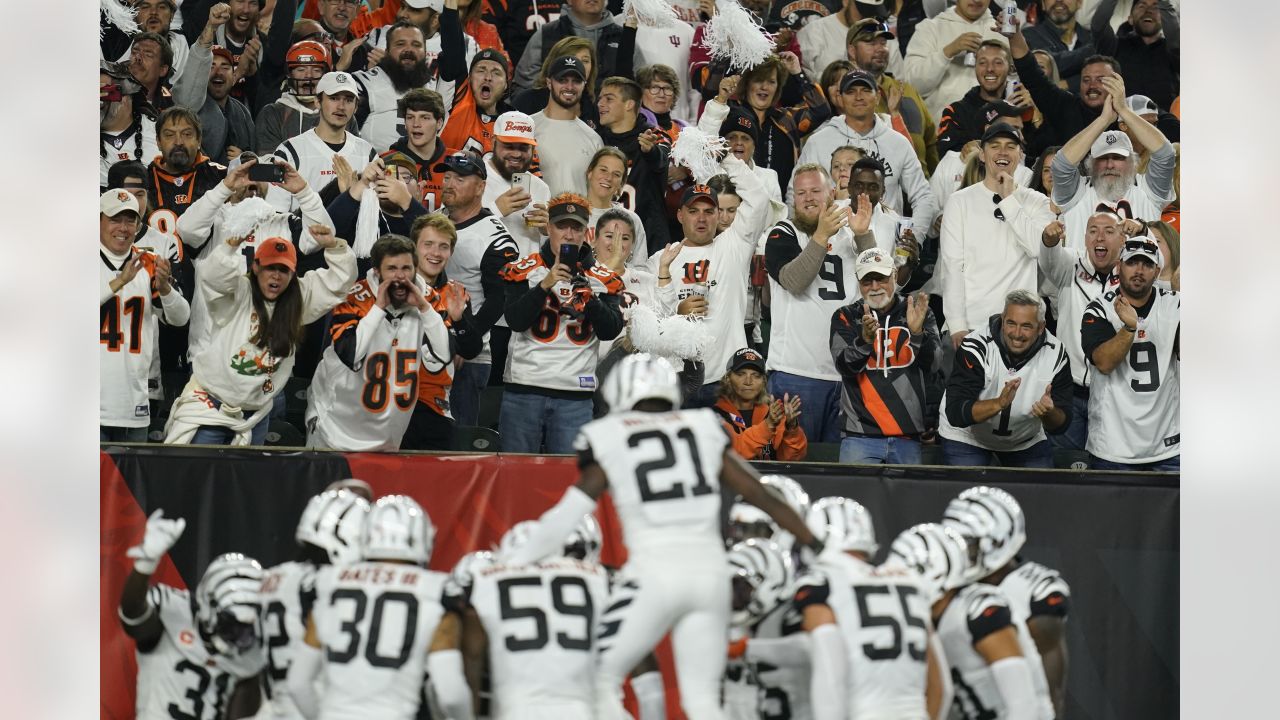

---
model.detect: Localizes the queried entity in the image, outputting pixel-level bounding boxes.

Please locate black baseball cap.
[981,122,1024,147]
[840,69,877,93]
[547,196,590,227]
[719,105,759,142]
[433,151,487,177]
[681,184,718,208]
[471,47,510,76]
[980,101,1021,125]
[727,347,766,374]
[548,55,586,80]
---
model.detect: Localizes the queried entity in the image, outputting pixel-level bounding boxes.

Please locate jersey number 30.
[327,588,419,669]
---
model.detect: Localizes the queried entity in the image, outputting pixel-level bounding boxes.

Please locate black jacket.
[1022,20,1097,93]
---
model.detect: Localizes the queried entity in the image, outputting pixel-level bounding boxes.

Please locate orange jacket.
[713,397,808,462]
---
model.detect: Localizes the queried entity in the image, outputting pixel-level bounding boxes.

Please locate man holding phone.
[482,111,551,255]
[499,193,625,453]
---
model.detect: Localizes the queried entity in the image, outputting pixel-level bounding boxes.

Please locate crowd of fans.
[99,0,1180,471]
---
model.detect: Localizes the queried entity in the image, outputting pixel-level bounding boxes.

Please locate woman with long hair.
[164,225,357,445]
[583,147,649,260]
[100,61,159,189]
[1030,145,1063,213]
[713,348,807,461]
[1147,219,1181,291]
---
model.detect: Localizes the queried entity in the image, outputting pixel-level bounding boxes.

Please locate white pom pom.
[628,304,715,361]
[219,197,279,241]
[101,0,140,38]
[624,0,681,28]
[702,0,775,70]
[670,125,728,185]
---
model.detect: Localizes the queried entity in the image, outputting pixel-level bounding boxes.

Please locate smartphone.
[558,243,579,270]
[102,83,123,103]
[511,172,532,190]
[248,161,284,183]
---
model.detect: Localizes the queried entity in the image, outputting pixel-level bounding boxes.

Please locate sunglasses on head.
[1124,238,1159,254]
[992,193,1006,222]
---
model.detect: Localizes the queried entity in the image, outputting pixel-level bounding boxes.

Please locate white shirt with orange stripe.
[305,271,451,451]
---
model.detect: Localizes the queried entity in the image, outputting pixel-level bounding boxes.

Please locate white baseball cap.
[493,111,536,146]
[315,71,361,98]
[1090,130,1133,159]
[402,0,443,9]
[855,248,895,280]
[1119,236,1163,266]
[101,189,140,217]
[1125,94,1159,117]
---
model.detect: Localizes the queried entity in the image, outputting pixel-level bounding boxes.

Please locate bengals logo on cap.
[274,241,288,252]
[691,184,711,194]
[736,117,752,129]
[566,204,577,213]
[1106,133,1117,145]
[117,191,130,202]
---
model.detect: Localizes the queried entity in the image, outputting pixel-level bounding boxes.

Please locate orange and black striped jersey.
[145,155,227,222]
[384,141,455,215]
[415,279,471,416]
[439,82,503,158]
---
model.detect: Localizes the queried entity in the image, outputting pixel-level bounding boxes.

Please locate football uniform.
[500,253,624,392]
[101,245,191,428]
[362,25,480,129]
[939,320,1071,453]
[259,561,319,720]
[101,117,159,188]
[311,561,448,720]
[465,556,610,718]
[1080,287,1180,463]
[416,279,472,419]
[439,83,501,157]
[575,408,732,718]
[146,155,227,221]
[763,219,859,382]
[268,129,377,213]
[743,600,812,720]
[305,272,452,451]
[1000,562,1070,718]
[134,223,187,402]
[134,584,266,720]
[445,210,521,365]
[1039,245,1121,387]
[794,556,932,720]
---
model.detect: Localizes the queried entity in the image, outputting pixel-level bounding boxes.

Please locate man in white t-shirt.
[530,56,603,196]
[482,110,552,255]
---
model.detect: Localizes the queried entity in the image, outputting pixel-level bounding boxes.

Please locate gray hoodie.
[791,113,939,234]
[512,4,644,92]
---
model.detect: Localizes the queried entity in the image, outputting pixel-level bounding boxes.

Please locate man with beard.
[1080,235,1179,470]
[362,0,477,120]
[440,48,515,155]
[177,153,333,361]
[173,45,255,164]
[1022,0,1097,93]
[1051,75,1174,254]
[100,61,159,190]
[939,289,1073,468]
[596,77,672,253]
[101,0,191,86]
[1038,210,1128,451]
[305,234,451,450]
[900,0,1008,120]
[482,111,552,254]
[829,248,942,464]
[937,40,1018,157]
[939,123,1057,351]
[268,70,377,213]
[763,163,873,444]
[388,88,455,213]
[439,151,522,427]
[254,40,333,154]
[848,19,937,176]
[353,21,433,152]
[531,56,602,196]
[1090,0,1179,109]
[146,106,228,222]
[326,153,431,267]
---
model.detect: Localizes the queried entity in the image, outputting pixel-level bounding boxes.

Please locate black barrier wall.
[103,448,1178,720]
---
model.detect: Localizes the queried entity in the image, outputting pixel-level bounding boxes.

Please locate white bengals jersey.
[268,129,377,213]
[259,562,318,719]
[999,563,1071,718]
[101,245,190,428]
[101,117,159,187]
[936,584,1050,720]
[794,556,931,720]
[466,557,609,717]
[743,601,812,720]
[351,67,408,153]
[134,584,266,720]
[312,561,448,720]
[306,272,451,451]
[575,408,730,557]
[136,224,186,402]
[500,256,624,392]
[1082,287,1180,463]
[763,219,859,381]
[445,211,520,364]
[1058,176,1173,255]
[939,324,1070,453]
[364,25,479,123]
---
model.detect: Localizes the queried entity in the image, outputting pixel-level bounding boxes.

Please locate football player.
[258,488,371,719]
[888,523,1043,720]
[119,510,268,718]
[796,498,944,720]
[288,495,448,719]
[943,487,1068,718]
[501,353,823,720]
[724,538,804,720]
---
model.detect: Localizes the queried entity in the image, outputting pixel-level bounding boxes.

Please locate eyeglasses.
[299,30,334,43]
[992,193,1006,222]
[646,85,675,96]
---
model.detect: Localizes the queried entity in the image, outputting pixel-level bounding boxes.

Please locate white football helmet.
[942,486,1027,580]
[760,475,811,519]
[600,353,682,413]
[806,496,877,556]
[885,523,970,603]
[323,477,374,502]
[727,502,779,548]
[564,513,602,564]
[195,553,264,656]
[727,538,794,626]
[295,489,371,565]
[364,495,434,565]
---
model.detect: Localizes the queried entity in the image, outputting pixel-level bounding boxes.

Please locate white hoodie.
[792,113,939,234]
[900,6,1009,120]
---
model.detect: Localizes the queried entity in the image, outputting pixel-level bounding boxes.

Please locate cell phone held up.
[248,161,284,183]
[558,243,579,271]
[511,172,532,191]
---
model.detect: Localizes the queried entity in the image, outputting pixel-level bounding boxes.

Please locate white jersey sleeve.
[259,561,317,719]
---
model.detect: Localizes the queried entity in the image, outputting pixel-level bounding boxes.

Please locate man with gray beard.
[1051,73,1174,254]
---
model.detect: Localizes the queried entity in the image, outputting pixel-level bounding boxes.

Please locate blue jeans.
[192,417,270,447]
[450,361,490,427]
[1050,391,1089,451]
[768,371,842,443]
[683,381,720,410]
[499,390,593,454]
[100,425,149,443]
[942,437,1054,468]
[1091,455,1180,472]
[839,435,922,465]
